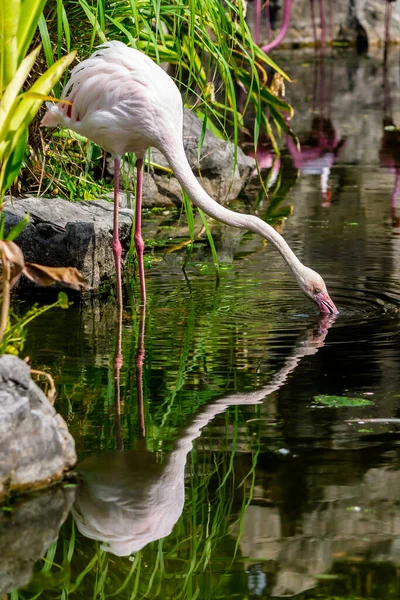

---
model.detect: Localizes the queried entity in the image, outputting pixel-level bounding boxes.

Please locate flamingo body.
[42,41,337,315]
[42,42,182,159]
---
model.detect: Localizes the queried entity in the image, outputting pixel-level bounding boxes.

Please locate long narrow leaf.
[198,209,219,277]
[1,128,28,195]
[0,0,20,90]
[17,0,47,64]
[0,45,41,141]
[8,51,76,150]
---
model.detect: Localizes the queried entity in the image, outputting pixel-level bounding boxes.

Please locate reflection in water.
[380,13,400,231]
[14,49,400,600]
[72,315,334,557]
[0,487,74,596]
[287,53,346,206]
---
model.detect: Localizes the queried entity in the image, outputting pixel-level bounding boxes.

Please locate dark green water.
[4,50,400,599]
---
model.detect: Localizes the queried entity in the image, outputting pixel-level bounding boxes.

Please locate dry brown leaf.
[23,264,87,290]
[0,240,25,288]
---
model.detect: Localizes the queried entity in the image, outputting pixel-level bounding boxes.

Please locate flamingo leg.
[113,158,123,310]
[134,157,146,304]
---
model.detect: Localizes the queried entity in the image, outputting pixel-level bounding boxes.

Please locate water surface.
[4,49,400,599]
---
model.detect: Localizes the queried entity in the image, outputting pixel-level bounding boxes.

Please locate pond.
[3,48,400,599]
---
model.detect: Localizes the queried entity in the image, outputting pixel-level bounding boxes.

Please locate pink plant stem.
[113,158,123,311]
[255,0,261,45]
[134,157,146,304]
[261,0,292,53]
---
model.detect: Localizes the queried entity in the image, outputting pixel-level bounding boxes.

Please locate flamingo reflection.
[72,314,335,557]
[379,3,400,231]
[286,55,346,206]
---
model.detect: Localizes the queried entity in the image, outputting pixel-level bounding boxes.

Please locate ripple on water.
[329,284,400,324]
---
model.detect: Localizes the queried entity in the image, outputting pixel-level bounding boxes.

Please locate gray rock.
[4,197,133,289]
[0,486,75,596]
[0,355,76,500]
[247,0,400,47]
[107,108,255,208]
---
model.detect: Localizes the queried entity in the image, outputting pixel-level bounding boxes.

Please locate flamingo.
[41,41,337,314]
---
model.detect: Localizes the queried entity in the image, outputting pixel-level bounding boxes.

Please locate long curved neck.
[161,138,304,277]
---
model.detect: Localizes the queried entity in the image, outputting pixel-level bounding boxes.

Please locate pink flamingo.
[42,41,337,314]
[287,57,346,205]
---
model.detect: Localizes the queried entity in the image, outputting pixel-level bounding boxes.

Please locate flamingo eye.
[314,287,322,294]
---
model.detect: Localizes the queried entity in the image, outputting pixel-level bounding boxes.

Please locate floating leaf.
[314,395,374,408]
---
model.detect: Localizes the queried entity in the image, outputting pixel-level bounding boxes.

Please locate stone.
[247,0,400,48]
[4,197,133,290]
[0,355,76,500]
[0,486,75,596]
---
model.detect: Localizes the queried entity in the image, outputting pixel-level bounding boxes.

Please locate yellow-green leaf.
[17,0,47,64]
[0,46,41,142]
[7,50,76,158]
[19,92,71,103]
[0,0,21,90]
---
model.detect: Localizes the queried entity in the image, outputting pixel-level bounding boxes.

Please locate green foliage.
[32,0,292,202]
[0,291,70,355]
[0,0,76,198]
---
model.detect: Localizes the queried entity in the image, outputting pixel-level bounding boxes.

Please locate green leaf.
[17,0,47,64]
[5,212,29,241]
[38,14,53,68]
[5,50,76,161]
[1,128,28,195]
[0,46,41,139]
[0,0,20,90]
[314,395,374,408]
[57,291,70,309]
[198,209,219,278]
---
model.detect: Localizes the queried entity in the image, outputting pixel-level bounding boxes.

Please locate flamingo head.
[296,266,338,315]
[40,102,65,128]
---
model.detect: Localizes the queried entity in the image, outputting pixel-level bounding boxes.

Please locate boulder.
[247,0,400,48]
[4,197,133,290]
[0,355,76,500]
[0,486,75,596]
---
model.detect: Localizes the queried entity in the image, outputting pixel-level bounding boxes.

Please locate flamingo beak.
[315,291,338,315]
